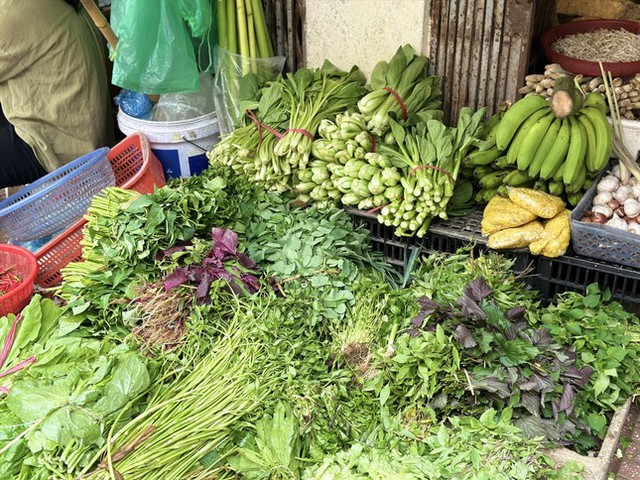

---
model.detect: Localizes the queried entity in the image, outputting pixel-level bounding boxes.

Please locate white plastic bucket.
[117,108,220,179]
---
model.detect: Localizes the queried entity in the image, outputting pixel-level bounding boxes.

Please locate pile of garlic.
[581,164,640,235]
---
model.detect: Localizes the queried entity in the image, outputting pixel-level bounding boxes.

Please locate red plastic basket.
[108,133,166,195]
[0,245,38,317]
[34,133,167,288]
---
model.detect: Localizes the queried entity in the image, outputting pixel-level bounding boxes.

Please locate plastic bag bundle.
[508,187,566,219]
[481,196,538,236]
[152,74,216,122]
[110,0,217,94]
[213,47,286,135]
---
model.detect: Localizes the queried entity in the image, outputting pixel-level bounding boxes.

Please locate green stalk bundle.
[83,313,273,480]
[216,0,275,74]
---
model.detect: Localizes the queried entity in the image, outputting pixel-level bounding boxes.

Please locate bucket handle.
[181,137,208,153]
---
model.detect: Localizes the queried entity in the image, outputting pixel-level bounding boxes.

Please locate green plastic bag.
[111,0,216,94]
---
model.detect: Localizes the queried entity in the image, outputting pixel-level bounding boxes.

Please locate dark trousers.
[0,105,47,188]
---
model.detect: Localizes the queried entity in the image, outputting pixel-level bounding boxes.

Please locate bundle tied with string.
[378,107,486,237]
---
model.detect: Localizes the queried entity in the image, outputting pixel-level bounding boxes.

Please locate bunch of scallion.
[358,44,442,136]
[217,0,274,74]
[378,107,486,237]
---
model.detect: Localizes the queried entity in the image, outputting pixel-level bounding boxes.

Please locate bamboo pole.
[79,0,118,48]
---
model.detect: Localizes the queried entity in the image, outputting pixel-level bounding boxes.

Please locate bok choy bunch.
[358,44,442,136]
[379,107,486,237]
[210,62,366,192]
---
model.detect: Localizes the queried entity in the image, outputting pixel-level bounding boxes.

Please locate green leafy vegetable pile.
[0,297,157,480]
[302,409,583,480]
[244,194,388,323]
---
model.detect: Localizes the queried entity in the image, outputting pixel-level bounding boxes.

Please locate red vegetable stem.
[0,313,23,370]
[0,356,37,378]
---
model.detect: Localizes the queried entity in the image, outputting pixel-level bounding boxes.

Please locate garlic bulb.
[624,198,640,217]
[629,177,639,187]
[592,204,613,218]
[606,214,628,230]
[593,192,613,205]
[628,223,640,235]
[613,185,632,203]
[632,184,640,199]
[597,175,620,193]
[607,199,621,210]
[611,164,621,179]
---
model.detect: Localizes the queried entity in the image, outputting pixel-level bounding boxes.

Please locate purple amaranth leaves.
[163,228,262,302]
[212,227,239,258]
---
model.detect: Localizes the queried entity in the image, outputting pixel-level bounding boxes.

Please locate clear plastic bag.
[152,75,216,122]
[110,0,216,94]
[213,47,286,135]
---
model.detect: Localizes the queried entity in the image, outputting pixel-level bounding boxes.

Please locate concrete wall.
[302,0,431,78]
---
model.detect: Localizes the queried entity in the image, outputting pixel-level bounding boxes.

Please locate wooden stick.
[79,0,118,48]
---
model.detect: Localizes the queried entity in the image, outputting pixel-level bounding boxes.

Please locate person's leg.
[0,105,47,188]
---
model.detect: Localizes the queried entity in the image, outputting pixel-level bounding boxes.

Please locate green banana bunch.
[488,90,613,206]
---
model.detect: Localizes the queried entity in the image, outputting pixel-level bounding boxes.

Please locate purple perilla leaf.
[469,373,512,399]
[417,297,440,315]
[196,273,212,300]
[454,324,477,348]
[457,292,486,319]
[468,277,493,301]
[237,253,257,269]
[241,274,261,293]
[411,313,427,330]
[558,383,575,415]
[519,373,555,393]
[505,306,526,320]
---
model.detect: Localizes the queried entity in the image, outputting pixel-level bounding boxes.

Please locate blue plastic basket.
[0,148,114,242]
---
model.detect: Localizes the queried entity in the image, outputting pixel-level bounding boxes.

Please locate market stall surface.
[611,402,640,479]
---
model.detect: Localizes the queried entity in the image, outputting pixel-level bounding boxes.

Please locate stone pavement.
[611,401,640,479]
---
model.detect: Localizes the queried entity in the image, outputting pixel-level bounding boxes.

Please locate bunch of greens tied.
[358,44,443,137]
[300,107,481,234]
[377,108,486,236]
[210,61,367,192]
[296,110,409,210]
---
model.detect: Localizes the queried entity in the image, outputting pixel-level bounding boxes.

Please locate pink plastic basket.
[34,134,167,287]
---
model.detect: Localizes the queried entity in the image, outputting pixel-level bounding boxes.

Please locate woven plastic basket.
[0,245,37,317]
[34,134,167,288]
[570,171,640,269]
[0,148,114,242]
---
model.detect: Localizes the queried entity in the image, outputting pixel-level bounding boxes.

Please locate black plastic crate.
[535,249,640,315]
[346,207,534,278]
[346,208,412,273]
